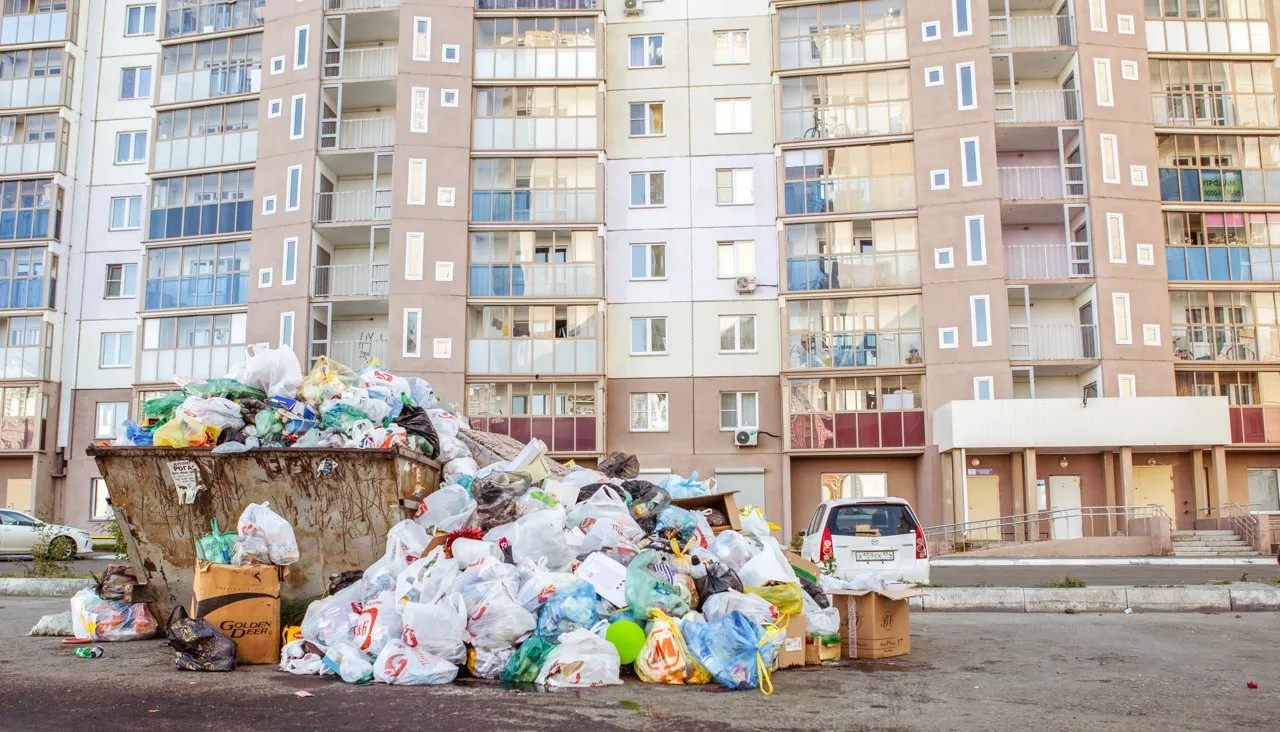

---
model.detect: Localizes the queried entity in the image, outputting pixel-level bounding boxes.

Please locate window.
[714,30,749,64]
[442,45,460,63]
[285,166,302,211]
[109,196,141,231]
[961,137,981,186]
[970,295,991,346]
[630,171,664,207]
[780,69,913,141]
[719,313,757,353]
[629,35,663,68]
[411,87,429,133]
[819,473,889,501]
[91,479,112,520]
[1106,212,1126,262]
[630,317,667,355]
[120,66,152,100]
[629,102,664,137]
[1101,134,1120,183]
[433,338,452,359]
[282,237,297,285]
[270,56,284,74]
[779,3,908,69]
[471,158,597,223]
[973,376,994,400]
[1113,292,1132,343]
[105,264,137,299]
[268,99,282,118]
[1117,14,1134,34]
[965,215,986,265]
[403,308,422,357]
[1118,374,1137,397]
[783,141,916,215]
[922,21,941,41]
[294,25,309,70]
[954,0,972,35]
[142,241,251,310]
[1136,243,1154,266]
[1246,469,1280,511]
[474,18,597,80]
[716,168,753,205]
[290,95,305,140]
[408,159,427,205]
[717,241,755,278]
[1090,0,1107,31]
[438,187,456,207]
[1130,165,1148,186]
[630,393,668,432]
[631,243,666,280]
[96,402,128,440]
[935,248,954,269]
[714,98,752,134]
[720,392,759,431]
[406,232,424,281]
[931,170,949,190]
[1094,59,1113,106]
[925,67,943,87]
[1121,60,1138,80]
[258,268,271,288]
[939,327,958,348]
[1143,324,1161,346]
[125,4,156,36]
[279,312,294,350]
[413,17,431,61]
[261,196,277,215]
[100,331,133,368]
[436,262,454,282]
[956,62,976,110]
[790,375,925,449]
[156,100,259,144]
[441,89,459,107]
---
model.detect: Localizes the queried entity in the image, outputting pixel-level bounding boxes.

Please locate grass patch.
[1207,579,1234,586]
[1039,576,1087,589]
[1134,583,1185,588]
[1259,577,1280,586]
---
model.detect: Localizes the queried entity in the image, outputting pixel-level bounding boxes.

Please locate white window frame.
[124,4,156,37]
[1117,14,1134,34]
[1143,324,1161,346]
[90,478,113,521]
[1136,243,1154,265]
[939,326,959,349]
[956,62,977,110]
[1121,60,1139,80]
[1106,212,1125,263]
[629,101,665,137]
[1100,134,1120,183]
[294,25,309,70]
[407,158,427,205]
[630,393,669,433]
[1095,59,1114,106]
[713,30,750,65]
[630,242,666,280]
[714,98,753,135]
[931,169,950,190]
[1090,0,1108,32]
[719,391,760,431]
[961,137,981,186]
[261,196,277,216]
[922,21,941,42]
[105,263,137,299]
[437,187,456,207]
[629,34,664,69]
[441,89,459,107]
[717,240,755,278]
[413,17,432,61]
[973,376,994,401]
[630,317,667,356]
[258,268,272,288]
[435,262,454,282]
[925,66,943,87]
[411,87,429,133]
[267,99,282,118]
[100,331,134,369]
[718,315,757,354]
[285,165,303,212]
[403,308,423,357]
[935,248,954,269]
[1118,374,1137,398]
[1112,293,1132,344]
[279,312,295,350]
[953,0,972,36]
[441,44,461,63]
[96,402,129,440]
[290,94,306,140]
[119,66,152,100]
[270,56,285,75]
[1130,165,1148,186]
[115,130,147,165]
[965,214,986,266]
[715,168,754,205]
[282,237,298,285]
[108,196,142,231]
[970,295,991,347]
[433,338,452,359]
[630,171,665,208]
[405,232,424,281]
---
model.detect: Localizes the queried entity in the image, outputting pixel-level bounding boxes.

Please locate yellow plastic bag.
[744,582,805,616]
[298,355,359,406]
[635,610,710,685]
[152,417,220,447]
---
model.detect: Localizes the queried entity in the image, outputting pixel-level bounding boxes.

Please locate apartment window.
[436,262,453,282]
[441,89,459,107]
[925,67,943,87]
[779,2,908,69]
[120,66,151,100]
[148,170,254,240]
[973,376,994,400]
[629,102,664,137]
[970,295,991,346]
[105,264,137,299]
[270,56,284,75]
[0,49,65,83]
[89,478,112,520]
[1136,243,1154,265]
[1121,60,1138,81]
[630,393,669,432]
[1090,0,1107,31]
[931,170,950,190]
[714,30,749,64]
[413,18,431,61]
[630,171,664,207]
[961,137,981,186]
[1143,324,1161,346]
[631,243,666,280]
[1118,374,1137,397]
[1113,292,1132,344]
[95,402,128,442]
[1106,212,1126,262]
[156,100,258,144]
[285,166,302,211]
[1101,134,1120,183]
[714,98,752,134]
[294,25,309,70]
[403,308,422,357]
[471,158,597,223]
[1130,165,1148,186]
[1117,14,1134,33]
[142,241,251,310]
[268,99,281,118]
[405,232,424,281]
[282,237,297,285]
[407,159,428,205]
[113,131,147,165]
[473,86,598,150]
[631,317,667,355]
[1247,469,1280,511]
[629,35,663,68]
[290,94,305,140]
[159,35,263,104]
[258,268,271,288]
[954,0,972,35]
[719,315,756,353]
[125,4,156,36]
[1157,135,1279,204]
[261,196,277,215]
[1095,59,1114,106]
[790,375,925,450]
[717,240,755,278]
[965,215,986,265]
[716,169,753,205]
[935,248,954,269]
[411,88,429,133]
[100,332,133,368]
[442,45,460,63]
[780,69,912,141]
[438,187,456,207]
[922,21,941,41]
[720,392,759,431]
[474,18,596,80]
[109,196,141,231]
[956,62,976,110]
[1151,60,1277,128]
[279,312,294,350]
[939,326,958,348]
[783,142,916,215]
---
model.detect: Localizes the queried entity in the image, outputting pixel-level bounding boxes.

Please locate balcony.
[998,165,1084,200]
[1009,323,1098,361]
[157,61,262,106]
[0,8,71,46]
[319,116,395,151]
[0,180,61,244]
[789,411,926,451]
[311,262,390,299]
[0,73,68,111]
[470,415,598,452]
[0,318,48,379]
[1228,406,1280,444]
[0,136,61,176]
[788,330,924,370]
[324,0,399,10]
[1152,92,1279,129]
[315,189,391,224]
[469,263,597,298]
[995,88,1081,124]
[468,338,598,375]
[1172,325,1280,362]
[1006,241,1092,279]
[476,0,598,9]
[322,338,389,368]
[323,47,397,81]
[990,14,1075,48]
[785,251,920,292]
[163,0,262,40]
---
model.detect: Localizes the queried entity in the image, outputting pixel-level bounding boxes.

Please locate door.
[1049,475,1083,539]
[964,476,1002,540]
[1079,302,1097,358]
[1061,71,1079,119]
[309,303,332,364]
[1133,465,1177,521]
[5,478,31,512]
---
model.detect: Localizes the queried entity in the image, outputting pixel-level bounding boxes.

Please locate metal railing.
[1225,502,1264,553]
[925,504,1171,556]
[990,13,1076,48]
[998,165,1071,200]
[1005,241,1093,279]
[476,0,599,8]
[1171,325,1280,362]
[311,262,390,298]
[323,46,398,81]
[319,116,395,150]
[315,189,392,224]
[1009,323,1098,360]
[319,339,389,369]
[995,88,1082,124]
[324,0,400,10]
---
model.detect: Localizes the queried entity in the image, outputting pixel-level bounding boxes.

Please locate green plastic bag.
[185,378,267,401]
[196,519,237,563]
[142,392,185,425]
[743,582,805,616]
[255,410,285,444]
[499,636,558,684]
[319,403,370,432]
[624,550,690,620]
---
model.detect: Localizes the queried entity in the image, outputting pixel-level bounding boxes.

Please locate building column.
[1211,445,1229,518]
[1119,447,1135,506]
[1011,451,1025,541]
[1103,451,1117,535]
[781,456,793,539]
[1192,449,1208,521]
[940,449,962,527]
[1023,447,1038,542]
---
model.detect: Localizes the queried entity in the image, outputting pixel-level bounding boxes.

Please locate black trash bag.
[622,480,670,533]
[167,607,237,672]
[577,482,631,506]
[471,471,533,531]
[94,564,138,602]
[393,403,440,458]
[327,570,365,596]
[598,450,640,480]
[691,557,743,604]
[799,576,830,609]
[237,398,269,423]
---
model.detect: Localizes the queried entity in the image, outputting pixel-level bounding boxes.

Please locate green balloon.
[606,620,646,664]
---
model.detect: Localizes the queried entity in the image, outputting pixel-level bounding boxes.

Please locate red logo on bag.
[354,608,377,650]
[403,627,418,647]
[383,654,407,679]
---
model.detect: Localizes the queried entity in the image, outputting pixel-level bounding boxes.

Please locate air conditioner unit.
[624,0,643,16]
[735,276,757,294]
[734,429,758,448]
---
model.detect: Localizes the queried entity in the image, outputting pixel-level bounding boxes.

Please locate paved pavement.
[0,597,1275,731]
[0,554,116,578]
[932,563,1280,587]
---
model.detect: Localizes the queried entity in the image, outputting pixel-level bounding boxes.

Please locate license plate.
[855,550,895,563]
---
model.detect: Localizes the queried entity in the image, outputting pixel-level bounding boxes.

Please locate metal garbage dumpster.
[88,446,441,623]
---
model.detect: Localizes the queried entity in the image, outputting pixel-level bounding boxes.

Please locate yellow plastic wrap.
[635,610,710,685]
[152,417,220,447]
[743,582,805,616]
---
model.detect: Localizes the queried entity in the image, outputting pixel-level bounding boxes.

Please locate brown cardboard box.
[783,550,822,585]
[777,613,807,669]
[671,491,742,534]
[830,587,923,660]
[191,562,282,665]
[805,637,841,665]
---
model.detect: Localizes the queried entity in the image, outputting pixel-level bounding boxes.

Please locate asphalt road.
[0,597,1276,731]
[932,563,1280,587]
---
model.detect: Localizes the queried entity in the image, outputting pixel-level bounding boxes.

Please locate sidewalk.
[913,583,1280,613]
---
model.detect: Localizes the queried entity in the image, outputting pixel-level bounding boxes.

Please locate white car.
[798,497,930,584]
[0,509,95,559]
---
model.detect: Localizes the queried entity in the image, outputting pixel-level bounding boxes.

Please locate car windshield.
[827,504,917,537]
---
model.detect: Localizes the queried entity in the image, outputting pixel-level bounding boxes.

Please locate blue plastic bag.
[625,550,689,620]
[655,505,699,544]
[535,580,603,640]
[681,611,782,691]
[123,421,153,446]
[662,472,714,500]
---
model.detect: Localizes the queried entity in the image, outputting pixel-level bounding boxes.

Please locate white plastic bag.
[709,530,759,572]
[739,510,773,540]
[352,590,402,657]
[385,519,431,566]
[322,640,374,684]
[280,639,327,675]
[701,589,780,626]
[568,486,645,553]
[516,559,578,612]
[465,581,536,649]
[324,387,391,424]
[801,591,840,637]
[469,645,513,680]
[401,594,468,664]
[414,484,476,534]
[360,368,410,402]
[451,538,501,566]
[449,555,521,598]
[228,343,303,398]
[443,457,479,483]
[394,551,458,608]
[176,395,245,433]
[427,408,470,462]
[301,580,365,648]
[737,538,799,588]
[535,628,622,689]
[236,502,299,565]
[69,589,158,641]
[511,506,574,571]
[373,639,458,686]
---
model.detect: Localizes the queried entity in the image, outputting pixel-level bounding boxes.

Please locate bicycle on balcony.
[804,119,852,140]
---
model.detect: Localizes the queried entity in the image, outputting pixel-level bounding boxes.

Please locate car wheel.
[49,536,76,561]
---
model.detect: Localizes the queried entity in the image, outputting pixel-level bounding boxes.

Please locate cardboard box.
[830,587,923,660]
[784,550,822,584]
[805,637,841,665]
[776,613,807,669]
[670,491,742,534]
[192,562,282,665]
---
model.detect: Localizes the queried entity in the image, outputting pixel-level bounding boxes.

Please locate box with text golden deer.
[191,561,282,665]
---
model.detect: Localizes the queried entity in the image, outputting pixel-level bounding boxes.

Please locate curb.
[0,578,94,598]
[932,557,1278,567]
[917,584,1280,612]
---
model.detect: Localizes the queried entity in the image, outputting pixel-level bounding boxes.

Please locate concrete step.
[1171,530,1237,537]
[1171,539,1250,547]
[1172,549,1263,557]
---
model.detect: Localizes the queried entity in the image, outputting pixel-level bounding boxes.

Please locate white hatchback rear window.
[827,504,918,537]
